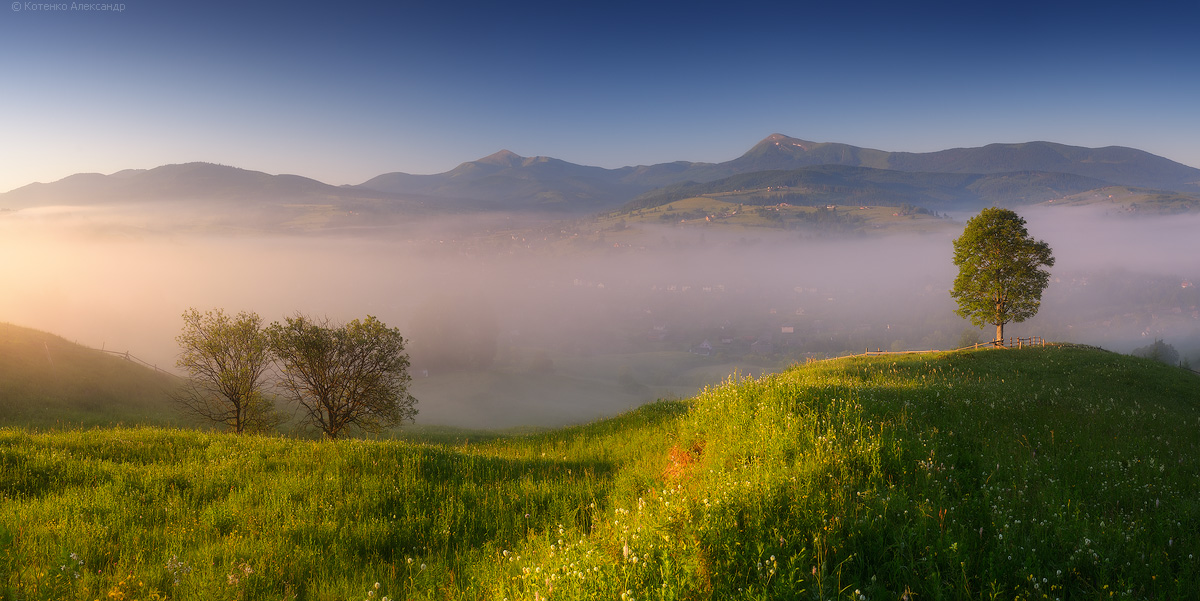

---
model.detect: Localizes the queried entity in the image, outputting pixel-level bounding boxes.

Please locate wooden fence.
[854,336,1046,356]
[973,336,1047,350]
[805,336,1051,364]
[98,348,179,377]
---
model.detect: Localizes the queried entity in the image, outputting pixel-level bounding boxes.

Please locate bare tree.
[267,314,417,439]
[173,308,278,433]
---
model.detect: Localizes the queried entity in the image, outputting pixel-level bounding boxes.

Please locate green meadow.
[2,345,1198,600]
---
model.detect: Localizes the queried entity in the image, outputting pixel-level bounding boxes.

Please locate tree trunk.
[995,323,1004,347]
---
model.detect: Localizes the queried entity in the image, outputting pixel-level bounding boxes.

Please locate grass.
[1,345,1197,600]
[0,323,183,430]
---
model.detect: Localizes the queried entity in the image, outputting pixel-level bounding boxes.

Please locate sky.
[2,0,1198,194]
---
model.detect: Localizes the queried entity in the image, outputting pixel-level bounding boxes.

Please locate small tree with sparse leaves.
[173,308,280,433]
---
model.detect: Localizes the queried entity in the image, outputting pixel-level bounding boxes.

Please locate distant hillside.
[358,134,1200,212]
[0,162,421,217]
[0,323,183,428]
[621,164,1116,212]
[708,134,1200,192]
[1037,185,1200,214]
[358,150,652,212]
[5,136,1198,217]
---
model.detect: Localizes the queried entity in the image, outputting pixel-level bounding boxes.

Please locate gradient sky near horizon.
[2,0,1197,194]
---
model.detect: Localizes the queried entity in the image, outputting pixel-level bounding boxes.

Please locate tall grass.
[1,346,1197,600]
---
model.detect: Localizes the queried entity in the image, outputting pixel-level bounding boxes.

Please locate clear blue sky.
[2,0,1197,193]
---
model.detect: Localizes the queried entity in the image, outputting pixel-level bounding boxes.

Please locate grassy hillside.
[0,323,182,429]
[600,195,952,237]
[620,165,1114,214]
[1039,186,1200,214]
[2,346,1197,600]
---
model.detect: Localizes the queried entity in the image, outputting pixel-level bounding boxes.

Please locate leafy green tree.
[268,314,417,439]
[173,308,278,433]
[950,208,1055,344]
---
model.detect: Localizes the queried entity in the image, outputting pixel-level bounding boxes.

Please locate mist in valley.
[2,202,1197,429]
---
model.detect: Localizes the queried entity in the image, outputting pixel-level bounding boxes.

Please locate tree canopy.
[268,314,417,439]
[950,208,1055,344]
[173,308,278,433]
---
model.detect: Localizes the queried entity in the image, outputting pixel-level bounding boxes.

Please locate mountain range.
[4,134,1198,216]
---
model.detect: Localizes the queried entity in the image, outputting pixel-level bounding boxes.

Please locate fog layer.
[3,204,1197,427]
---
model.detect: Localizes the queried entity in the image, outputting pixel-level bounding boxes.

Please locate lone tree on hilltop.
[950,207,1055,345]
[173,308,279,433]
[268,314,417,439]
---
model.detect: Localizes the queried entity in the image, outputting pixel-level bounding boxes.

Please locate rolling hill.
[620,164,1116,213]
[4,136,1198,219]
[0,322,183,428]
[1,346,1196,599]
[0,163,383,208]
[0,162,439,231]
[1036,185,1200,214]
[719,134,1200,192]
[357,134,1200,212]
[358,149,653,212]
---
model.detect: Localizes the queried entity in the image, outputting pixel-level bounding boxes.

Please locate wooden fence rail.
[974,336,1047,350]
[98,348,179,377]
[806,336,1052,364]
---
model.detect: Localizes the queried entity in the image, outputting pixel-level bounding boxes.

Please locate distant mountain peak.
[477,149,525,167]
[753,133,815,153]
